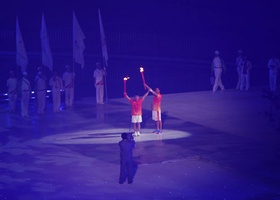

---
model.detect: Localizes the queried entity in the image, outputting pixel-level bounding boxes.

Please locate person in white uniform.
[6,71,18,112]
[268,56,280,93]
[35,71,47,114]
[212,51,225,92]
[20,72,31,117]
[49,71,63,113]
[93,62,106,104]
[235,50,243,90]
[240,56,252,91]
[62,65,75,108]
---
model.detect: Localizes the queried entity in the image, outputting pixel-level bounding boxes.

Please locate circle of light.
[40,128,191,144]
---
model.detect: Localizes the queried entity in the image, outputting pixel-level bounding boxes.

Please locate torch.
[123,76,130,97]
[140,66,146,90]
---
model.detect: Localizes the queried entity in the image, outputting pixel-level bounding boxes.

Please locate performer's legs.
[213,68,224,91]
[133,122,137,133]
[69,87,74,106]
[212,68,219,91]
[159,120,162,131]
[65,88,69,106]
[218,71,225,90]
[57,92,61,112]
[21,92,29,117]
[9,94,17,112]
[137,122,141,133]
[99,85,104,104]
[37,91,46,114]
[53,90,61,112]
[95,85,99,103]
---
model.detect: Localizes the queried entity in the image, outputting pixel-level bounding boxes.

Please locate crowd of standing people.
[6,61,110,117]
[212,49,254,93]
[212,49,280,94]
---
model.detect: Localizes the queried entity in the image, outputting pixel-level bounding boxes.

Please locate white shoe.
[137,132,141,136]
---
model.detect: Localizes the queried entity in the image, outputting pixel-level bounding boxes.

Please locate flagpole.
[98,9,109,103]
[103,57,108,102]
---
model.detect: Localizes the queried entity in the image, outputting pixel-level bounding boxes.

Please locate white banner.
[73,12,85,68]
[41,13,53,71]
[98,9,108,67]
[16,17,28,73]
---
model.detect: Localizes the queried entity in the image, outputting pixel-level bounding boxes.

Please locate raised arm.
[146,84,157,96]
[141,90,150,100]
[124,92,131,100]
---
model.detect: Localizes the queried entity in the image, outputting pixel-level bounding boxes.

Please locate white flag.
[98,9,108,67]
[16,17,28,73]
[41,13,53,71]
[73,11,85,68]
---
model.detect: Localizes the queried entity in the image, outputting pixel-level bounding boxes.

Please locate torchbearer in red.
[124,89,149,136]
[146,84,163,134]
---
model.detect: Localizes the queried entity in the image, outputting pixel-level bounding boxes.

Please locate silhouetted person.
[49,70,63,113]
[119,132,135,184]
[268,56,280,93]
[93,62,106,104]
[6,71,18,112]
[62,65,75,108]
[35,71,47,114]
[19,72,31,117]
[240,56,252,91]
[212,50,225,92]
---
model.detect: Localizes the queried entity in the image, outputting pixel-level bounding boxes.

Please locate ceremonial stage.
[1,89,280,200]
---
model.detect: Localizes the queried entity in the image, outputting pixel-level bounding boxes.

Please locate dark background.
[1,0,280,98]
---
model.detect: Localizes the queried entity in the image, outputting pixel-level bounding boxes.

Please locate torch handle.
[141,72,146,90]
[124,80,126,98]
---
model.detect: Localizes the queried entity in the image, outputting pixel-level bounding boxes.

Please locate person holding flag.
[35,71,47,114]
[62,65,75,108]
[7,71,18,113]
[19,72,31,118]
[49,71,63,113]
[93,62,106,104]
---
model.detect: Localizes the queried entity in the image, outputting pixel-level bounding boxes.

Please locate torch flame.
[123,76,130,81]
[140,67,144,72]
